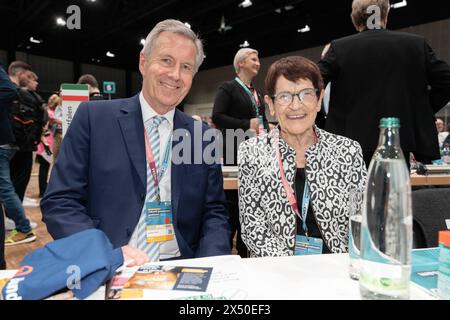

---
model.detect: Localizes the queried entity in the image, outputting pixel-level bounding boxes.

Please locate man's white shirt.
[128,92,180,260]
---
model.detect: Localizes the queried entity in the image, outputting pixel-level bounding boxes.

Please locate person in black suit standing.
[0,65,19,269]
[318,0,450,168]
[212,48,269,257]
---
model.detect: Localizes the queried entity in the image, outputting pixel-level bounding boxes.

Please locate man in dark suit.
[318,0,450,167]
[0,65,19,269]
[41,19,231,266]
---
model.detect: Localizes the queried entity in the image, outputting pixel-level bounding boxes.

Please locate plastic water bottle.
[437,231,450,300]
[442,144,450,164]
[348,187,363,280]
[359,118,413,300]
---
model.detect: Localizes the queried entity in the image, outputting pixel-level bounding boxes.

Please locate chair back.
[412,187,450,248]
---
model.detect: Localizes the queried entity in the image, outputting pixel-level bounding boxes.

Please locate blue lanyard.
[300,180,310,237]
[234,77,260,116]
[158,136,172,182]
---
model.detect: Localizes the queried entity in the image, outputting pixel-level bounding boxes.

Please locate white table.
[240,254,433,300]
[0,254,434,300]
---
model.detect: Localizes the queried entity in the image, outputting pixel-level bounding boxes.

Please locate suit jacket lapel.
[117,95,146,190]
[171,109,189,225]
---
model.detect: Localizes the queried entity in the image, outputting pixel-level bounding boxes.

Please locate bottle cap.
[379,117,400,128]
[439,230,450,247]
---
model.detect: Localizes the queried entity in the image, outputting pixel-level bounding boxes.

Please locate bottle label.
[437,272,450,300]
[360,260,410,295]
[438,246,450,299]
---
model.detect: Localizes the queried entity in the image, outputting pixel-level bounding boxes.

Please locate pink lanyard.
[273,133,301,218]
[144,127,160,192]
[273,130,319,234]
[144,125,172,200]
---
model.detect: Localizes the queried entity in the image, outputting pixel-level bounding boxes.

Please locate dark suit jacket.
[0,66,17,145]
[318,29,450,161]
[212,79,268,166]
[41,95,231,259]
[0,65,17,269]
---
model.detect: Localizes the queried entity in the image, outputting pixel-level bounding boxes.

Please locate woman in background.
[50,94,63,161]
[36,94,61,197]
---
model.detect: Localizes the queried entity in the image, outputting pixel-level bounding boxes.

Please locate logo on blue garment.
[3,265,34,300]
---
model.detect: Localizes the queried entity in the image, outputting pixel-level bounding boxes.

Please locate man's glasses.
[271,88,318,106]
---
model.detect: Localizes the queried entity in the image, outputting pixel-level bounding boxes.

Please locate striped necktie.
[136,115,165,261]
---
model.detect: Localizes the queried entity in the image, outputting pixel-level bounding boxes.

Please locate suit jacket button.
[126,228,132,236]
[141,193,145,200]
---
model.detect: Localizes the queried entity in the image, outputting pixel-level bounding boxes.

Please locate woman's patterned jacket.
[238,127,367,257]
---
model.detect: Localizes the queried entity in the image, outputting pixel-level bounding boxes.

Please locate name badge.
[145,201,174,243]
[295,235,323,255]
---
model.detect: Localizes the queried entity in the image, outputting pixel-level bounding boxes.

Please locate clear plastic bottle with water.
[442,143,450,164]
[359,118,413,300]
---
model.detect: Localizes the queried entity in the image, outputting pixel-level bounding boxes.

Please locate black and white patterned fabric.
[238,127,367,257]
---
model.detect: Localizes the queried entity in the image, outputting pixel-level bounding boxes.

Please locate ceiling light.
[56,17,66,26]
[106,51,115,58]
[140,38,146,46]
[298,25,310,33]
[240,40,250,48]
[29,37,42,44]
[391,0,407,9]
[275,5,295,14]
[184,22,191,29]
[239,0,252,8]
[218,16,232,33]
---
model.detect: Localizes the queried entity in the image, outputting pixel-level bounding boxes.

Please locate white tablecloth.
[0,253,434,300]
[240,254,433,300]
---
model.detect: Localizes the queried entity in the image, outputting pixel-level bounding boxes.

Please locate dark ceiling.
[1,0,450,72]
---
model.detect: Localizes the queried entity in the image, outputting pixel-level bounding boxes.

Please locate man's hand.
[121,245,149,267]
[250,118,260,133]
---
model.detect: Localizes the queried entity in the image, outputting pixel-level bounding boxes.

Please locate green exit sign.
[103,81,116,94]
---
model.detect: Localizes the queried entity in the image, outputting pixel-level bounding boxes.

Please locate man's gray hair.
[141,19,204,73]
[351,0,390,29]
[233,48,258,74]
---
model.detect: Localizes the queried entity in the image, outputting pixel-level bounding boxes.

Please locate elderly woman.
[238,56,366,257]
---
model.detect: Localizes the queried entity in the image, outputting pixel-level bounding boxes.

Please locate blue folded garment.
[1,229,123,300]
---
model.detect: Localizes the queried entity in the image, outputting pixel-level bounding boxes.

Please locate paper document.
[107,255,251,300]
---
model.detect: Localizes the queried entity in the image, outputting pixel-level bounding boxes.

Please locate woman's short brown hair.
[265,56,324,96]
